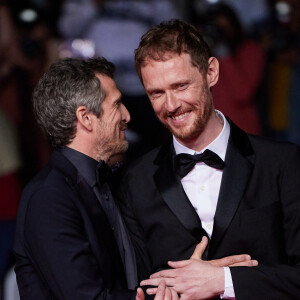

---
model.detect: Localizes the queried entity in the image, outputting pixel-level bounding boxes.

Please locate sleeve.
[230,145,300,299]
[22,187,135,300]
[221,267,235,299]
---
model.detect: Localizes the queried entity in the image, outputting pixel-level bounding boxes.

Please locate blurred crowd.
[0,0,299,298]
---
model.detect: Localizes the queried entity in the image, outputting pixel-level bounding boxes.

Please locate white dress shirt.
[173,110,235,299]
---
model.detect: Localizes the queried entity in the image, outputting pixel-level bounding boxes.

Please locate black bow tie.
[174,149,225,178]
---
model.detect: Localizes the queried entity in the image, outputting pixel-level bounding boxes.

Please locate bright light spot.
[19,9,38,23]
[275,1,291,22]
[71,39,95,58]
[206,0,220,4]
[275,1,291,15]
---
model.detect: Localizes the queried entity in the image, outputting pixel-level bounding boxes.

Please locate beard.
[159,86,213,141]
[95,121,128,162]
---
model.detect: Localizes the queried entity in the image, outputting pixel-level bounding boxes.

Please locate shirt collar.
[59,146,101,187]
[173,110,230,160]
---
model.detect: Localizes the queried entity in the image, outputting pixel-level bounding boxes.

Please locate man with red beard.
[117,19,300,299]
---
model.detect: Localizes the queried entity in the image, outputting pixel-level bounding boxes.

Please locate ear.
[76,106,93,131]
[206,57,219,88]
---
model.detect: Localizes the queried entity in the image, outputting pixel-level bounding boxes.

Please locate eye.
[150,91,163,99]
[177,83,187,90]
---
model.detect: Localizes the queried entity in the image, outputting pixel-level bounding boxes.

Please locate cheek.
[150,100,164,116]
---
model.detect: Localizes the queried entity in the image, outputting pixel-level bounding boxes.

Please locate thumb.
[168,259,191,269]
[190,236,208,260]
[136,287,145,300]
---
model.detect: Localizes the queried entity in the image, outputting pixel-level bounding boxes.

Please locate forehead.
[141,53,200,88]
[95,73,121,101]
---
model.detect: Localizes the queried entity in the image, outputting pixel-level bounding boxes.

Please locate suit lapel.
[154,142,206,241]
[50,151,123,282]
[208,121,254,257]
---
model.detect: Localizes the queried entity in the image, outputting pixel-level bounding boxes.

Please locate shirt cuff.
[220,267,235,299]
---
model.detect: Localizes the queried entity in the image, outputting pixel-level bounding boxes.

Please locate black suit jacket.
[117,121,300,299]
[14,150,136,300]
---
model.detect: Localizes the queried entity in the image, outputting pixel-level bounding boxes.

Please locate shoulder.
[249,134,300,157]
[246,134,300,173]
[18,160,80,226]
[123,145,163,176]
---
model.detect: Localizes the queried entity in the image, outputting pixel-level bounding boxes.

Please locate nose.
[165,91,180,113]
[121,104,131,123]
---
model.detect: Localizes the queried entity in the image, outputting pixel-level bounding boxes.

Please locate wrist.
[203,266,225,297]
[215,266,225,295]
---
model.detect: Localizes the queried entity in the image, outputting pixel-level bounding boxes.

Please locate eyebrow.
[146,88,164,94]
[146,80,190,94]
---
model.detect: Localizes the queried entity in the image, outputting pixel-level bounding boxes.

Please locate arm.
[230,144,300,299]
[19,187,134,300]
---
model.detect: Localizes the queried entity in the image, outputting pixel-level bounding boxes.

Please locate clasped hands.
[136,236,258,300]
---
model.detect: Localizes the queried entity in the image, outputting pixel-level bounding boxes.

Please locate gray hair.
[33,57,115,148]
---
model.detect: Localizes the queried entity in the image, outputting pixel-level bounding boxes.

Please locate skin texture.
[141,53,222,152]
[141,237,258,299]
[136,281,179,300]
[70,74,130,163]
[93,74,130,162]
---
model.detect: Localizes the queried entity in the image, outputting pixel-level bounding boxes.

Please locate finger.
[142,277,175,287]
[230,259,259,267]
[136,287,145,300]
[146,287,158,295]
[149,287,180,300]
[190,236,208,260]
[149,268,179,279]
[210,254,251,267]
[164,286,172,300]
[154,280,166,300]
[167,260,191,269]
[170,287,180,299]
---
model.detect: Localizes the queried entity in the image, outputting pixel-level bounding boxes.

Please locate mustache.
[119,121,127,130]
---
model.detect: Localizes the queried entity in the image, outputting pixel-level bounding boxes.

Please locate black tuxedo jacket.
[117,121,300,299]
[14,150,136,300]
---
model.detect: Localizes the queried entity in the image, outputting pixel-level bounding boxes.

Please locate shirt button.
[104,194,109,200]
[200,186,205,191]
[111,226,115,231]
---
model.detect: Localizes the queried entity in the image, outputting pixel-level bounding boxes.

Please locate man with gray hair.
[13,57,173,300]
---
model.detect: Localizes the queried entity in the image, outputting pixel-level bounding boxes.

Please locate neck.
[176,111,224,152]
[67,138,110,163]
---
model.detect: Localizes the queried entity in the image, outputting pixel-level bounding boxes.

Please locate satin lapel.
[154,142,205,241]
[208,121,254,258]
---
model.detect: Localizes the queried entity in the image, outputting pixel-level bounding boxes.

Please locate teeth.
[172,112,189,120]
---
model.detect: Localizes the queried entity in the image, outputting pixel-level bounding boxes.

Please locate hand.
[136,281,179,300]
[141,260,224,300]
[141,237,258,300]
[191,236,258,267]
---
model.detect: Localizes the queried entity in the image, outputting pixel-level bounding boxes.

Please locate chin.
[114,141,129,155]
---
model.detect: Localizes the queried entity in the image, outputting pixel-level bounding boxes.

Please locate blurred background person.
[58,0,184,160]
[191,2,266,135]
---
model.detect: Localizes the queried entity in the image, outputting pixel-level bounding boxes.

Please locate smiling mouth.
[170,111,191,121]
